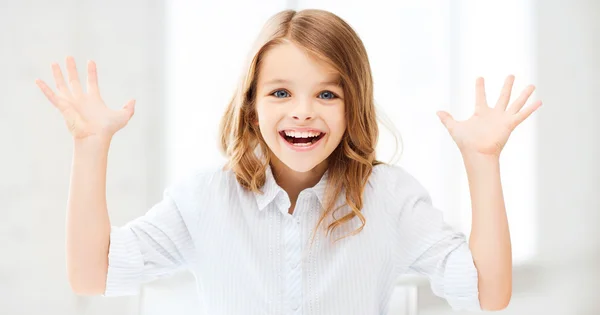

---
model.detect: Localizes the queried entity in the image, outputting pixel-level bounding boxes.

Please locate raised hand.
[436,75,542,158]
[35,56,136,140]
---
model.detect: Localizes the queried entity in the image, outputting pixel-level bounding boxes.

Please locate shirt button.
[291,260,300,269]
[292,298,301,310]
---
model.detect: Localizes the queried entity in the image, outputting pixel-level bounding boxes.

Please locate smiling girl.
[36,8,541,314]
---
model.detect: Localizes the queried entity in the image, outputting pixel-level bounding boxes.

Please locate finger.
[35,79,70,112]
[512,100,542,127]
[475,77,488,109]
[87,60,100,96]
[495,75,515,111]
[66,56,83,97]
[121,99,136,120]
[436,110,456,131]
[51,63,71,97]
[507,84,536,114]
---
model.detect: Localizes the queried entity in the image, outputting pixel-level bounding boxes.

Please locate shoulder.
[367,163,431,205]
[369,163,427,193]
[165,163,240,204]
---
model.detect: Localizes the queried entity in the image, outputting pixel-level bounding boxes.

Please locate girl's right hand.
[35,56,136,140]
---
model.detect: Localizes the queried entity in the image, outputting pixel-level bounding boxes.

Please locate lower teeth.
[292,142,313,147]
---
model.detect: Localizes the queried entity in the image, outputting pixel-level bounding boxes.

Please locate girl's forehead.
[258,42,341,84]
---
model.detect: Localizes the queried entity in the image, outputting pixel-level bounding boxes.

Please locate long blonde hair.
[219,9,387,245]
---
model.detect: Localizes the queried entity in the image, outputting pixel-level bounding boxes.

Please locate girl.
[35,9,541,315]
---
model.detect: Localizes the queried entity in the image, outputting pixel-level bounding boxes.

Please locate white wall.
[0,1,166,314]
[534,0,600,266]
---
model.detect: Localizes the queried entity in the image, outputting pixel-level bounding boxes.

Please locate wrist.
[461,151,499,163]
[461,151,500,173]
[73,135,112,153]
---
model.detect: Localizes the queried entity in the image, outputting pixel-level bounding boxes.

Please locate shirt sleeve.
[395,174,482,311]
[103,189,195,297]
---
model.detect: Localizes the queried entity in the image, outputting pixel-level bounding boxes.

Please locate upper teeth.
[284,130,321,138]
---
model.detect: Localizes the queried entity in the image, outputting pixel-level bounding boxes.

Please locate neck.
[270,157,327,206]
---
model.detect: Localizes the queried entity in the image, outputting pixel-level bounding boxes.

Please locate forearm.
[66,137,112,294]
[463,153,512,310]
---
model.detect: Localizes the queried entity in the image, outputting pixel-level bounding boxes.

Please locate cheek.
[327,104,346,138]
[255,102,278,137]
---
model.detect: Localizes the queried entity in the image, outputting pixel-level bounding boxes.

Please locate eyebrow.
[261,78,341,87]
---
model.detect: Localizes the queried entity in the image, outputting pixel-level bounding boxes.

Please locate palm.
[437,75,542,157]
[61,92,127,139]
[35,56,136,139]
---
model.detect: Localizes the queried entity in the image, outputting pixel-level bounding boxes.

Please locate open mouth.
[279,130,325,147]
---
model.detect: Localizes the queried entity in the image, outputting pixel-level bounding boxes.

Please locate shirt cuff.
[102,225,145,297]
[443,244,482,311]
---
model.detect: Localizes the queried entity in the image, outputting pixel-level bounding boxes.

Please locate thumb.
[436,110,455,131]
[121,99,136,120]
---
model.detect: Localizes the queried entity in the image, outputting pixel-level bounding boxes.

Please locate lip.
[279,130,326,152]
[278,127,325,133]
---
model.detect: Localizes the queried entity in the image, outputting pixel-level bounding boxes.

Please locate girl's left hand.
[437,75,542,158]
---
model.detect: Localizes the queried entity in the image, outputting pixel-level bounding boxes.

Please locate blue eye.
[318,91,337,100]
[272,90,290,98]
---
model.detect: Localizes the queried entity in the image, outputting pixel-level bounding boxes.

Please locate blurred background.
[1,0,598,314]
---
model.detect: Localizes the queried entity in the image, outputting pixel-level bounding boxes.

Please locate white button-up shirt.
[104,163,481,314]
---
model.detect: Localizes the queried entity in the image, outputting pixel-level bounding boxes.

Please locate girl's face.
[255,42,346,173]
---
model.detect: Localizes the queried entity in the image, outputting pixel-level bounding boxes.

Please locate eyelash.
[270,89,339,100]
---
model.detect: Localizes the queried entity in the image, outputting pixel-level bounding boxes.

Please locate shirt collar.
[254,165,285,211]
[254,164,331,212]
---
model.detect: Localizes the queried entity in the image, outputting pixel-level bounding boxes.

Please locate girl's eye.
[318,91,337,100]
[272,90,290,98]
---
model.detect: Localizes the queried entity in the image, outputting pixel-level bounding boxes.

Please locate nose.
[290,98,315,121]
[293,113,313,121]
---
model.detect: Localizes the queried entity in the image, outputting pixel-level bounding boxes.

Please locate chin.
[279,156,323,173]
[267,133,331,173]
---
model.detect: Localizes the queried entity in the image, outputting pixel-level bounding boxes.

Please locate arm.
[36,56,136,294]
[37,57,194,296]
[68,144,195,297]
[463,153,511,310]
[66,137,113,295]
[437,74,542,310]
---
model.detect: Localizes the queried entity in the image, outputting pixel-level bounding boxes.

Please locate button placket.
[285,196,304,313]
